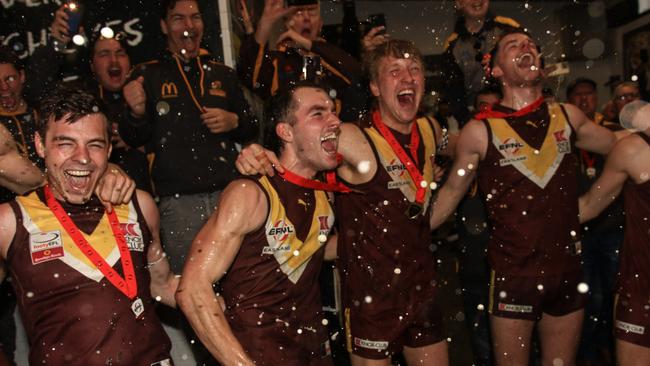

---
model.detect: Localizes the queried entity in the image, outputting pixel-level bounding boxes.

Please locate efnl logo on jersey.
[29,230,65,264]
[120,223,144,252]
[263,220,295,254]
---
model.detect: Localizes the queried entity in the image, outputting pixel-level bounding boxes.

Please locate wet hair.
[36,85,109,139]
[363,39,423,82]
[566,77,597,99]
[263,80,332,155]
[0,45,23,70]
[487,28,538,71]
[161,0,200,19]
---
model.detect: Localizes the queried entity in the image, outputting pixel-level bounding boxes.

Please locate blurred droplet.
[582,38,605,59]
[100,26,114,39]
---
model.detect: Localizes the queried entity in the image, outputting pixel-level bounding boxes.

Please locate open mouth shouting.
[107,66,123,83]
[397,89,416,107]
[320,128,340,157]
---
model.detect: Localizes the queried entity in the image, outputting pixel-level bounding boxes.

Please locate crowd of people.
[0,0,648,365]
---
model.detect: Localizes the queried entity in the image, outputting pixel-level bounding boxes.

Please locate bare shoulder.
[459,119,488,150]
[561,103,588,127]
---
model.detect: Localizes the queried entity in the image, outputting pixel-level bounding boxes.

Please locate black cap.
[566,77,597,99]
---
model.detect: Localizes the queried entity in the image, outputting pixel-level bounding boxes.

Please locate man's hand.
[362,26,390,53]
[201,107,239,134]
[235,143,283,176]
[95,164,136,212]
[124,76,146,118]
[255,0,297,45]
[276,28,312,51]
[50,4,72,45]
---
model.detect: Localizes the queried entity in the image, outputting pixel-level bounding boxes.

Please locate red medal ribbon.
[44,185,138,300]
[371,110,425,206]
[580,150,597,170]
[474,97,545,120]
[279,169,351,193]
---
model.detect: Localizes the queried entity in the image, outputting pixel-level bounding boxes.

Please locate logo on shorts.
[29,230,65,264]
[120,223,144,252]
[353,337,389,351]
[498,302,533,313]
[615,320,645,335]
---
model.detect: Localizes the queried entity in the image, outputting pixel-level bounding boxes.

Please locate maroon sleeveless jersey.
[618,133,650,296]
[335,114,439,319]
[220,175,335,364]
[7,189,171,365]
[477,103,582,276]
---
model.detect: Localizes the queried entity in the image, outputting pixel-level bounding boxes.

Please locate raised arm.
[430,119,486,230]
[0,125,43,194]
[565,103,618,155]
[136,190,179,307]
[176,179,268,366]
[579,135,638,222]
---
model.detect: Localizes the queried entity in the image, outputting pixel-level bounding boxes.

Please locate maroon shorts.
[344,295,445,360]
[488,270,587,321]
[614,292,650,347]
[230,318,333,366]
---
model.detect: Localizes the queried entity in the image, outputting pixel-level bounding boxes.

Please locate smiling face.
[491,32,543,87]
[0,63,25,113]
[370,55,425,130]
[280,87,341,174]
[456,0,489,21]
[36,113,111,204]
[161,0,204,60]
[286,4,323,40]
[91,38,130,92]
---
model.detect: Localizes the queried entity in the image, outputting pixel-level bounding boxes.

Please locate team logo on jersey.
[161,82,179,99]
[209,80,226,97]
[553,130,571,154]
[267,220,295,242]
[29,230,64,264]
[120,223,144,252]
[385,159,407,177]
[498,137,527,166]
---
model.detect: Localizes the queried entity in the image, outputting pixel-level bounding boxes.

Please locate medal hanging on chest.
[372,111,426,219]
[44,185,144,319]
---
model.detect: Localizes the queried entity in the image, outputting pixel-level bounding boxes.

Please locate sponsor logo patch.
[554,130,571,154]
[616,320,645,335]
[499,155,527,166]
[120,223,144,252]
[354,337,389,351]
[29,230,64,264]
[262,244,291,255]
[161,82,178,99]
[387,180,410,189]
[497,302,533,313]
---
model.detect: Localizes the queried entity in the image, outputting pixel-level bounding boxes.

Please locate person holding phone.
[238,0,363,121]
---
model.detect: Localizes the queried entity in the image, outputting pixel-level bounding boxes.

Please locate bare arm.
[430,120,486,230]
[0,203,17,284]
[136,190,178,307]
[579,135,637,222]
[0,125,43,194]
[566,104,617,155]
[176,180,268,366]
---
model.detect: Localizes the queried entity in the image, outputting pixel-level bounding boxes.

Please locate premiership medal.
[586,167,596,178]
